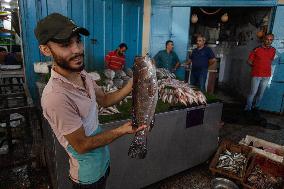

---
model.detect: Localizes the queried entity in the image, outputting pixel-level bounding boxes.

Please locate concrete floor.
[143,92,284,189]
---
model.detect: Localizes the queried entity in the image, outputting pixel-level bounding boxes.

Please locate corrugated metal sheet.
[19,0,143,99]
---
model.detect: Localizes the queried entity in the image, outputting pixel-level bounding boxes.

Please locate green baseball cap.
[34,13,89,45]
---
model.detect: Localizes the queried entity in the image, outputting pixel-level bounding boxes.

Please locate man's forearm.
[102,80,132,107]
[82,127,124,153]
[208,58,216,66]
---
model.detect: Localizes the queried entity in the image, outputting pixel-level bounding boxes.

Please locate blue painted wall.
[259,5,284,113]
[149,5,191,79]
[152,0,277,6]
[19,0,143,99]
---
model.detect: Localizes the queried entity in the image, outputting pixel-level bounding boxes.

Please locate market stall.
[43,102,222,189]
[37,66,223,189]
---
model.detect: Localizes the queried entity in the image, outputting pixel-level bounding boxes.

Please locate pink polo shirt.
[41,69,110,184]
[41,69,100,148]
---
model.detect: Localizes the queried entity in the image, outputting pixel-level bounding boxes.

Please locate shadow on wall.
[225,23,260,98]
[228,40,258,97]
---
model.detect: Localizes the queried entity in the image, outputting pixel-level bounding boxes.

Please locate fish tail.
[128,130,147,159]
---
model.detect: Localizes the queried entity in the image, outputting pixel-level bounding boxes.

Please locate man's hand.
[116,121,147,134]
[64,122,147,154]
[208,58,216,66]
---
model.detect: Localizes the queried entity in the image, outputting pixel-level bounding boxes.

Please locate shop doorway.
[188,7,273,96]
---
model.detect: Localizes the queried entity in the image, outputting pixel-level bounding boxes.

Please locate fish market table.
[42,102,223,189]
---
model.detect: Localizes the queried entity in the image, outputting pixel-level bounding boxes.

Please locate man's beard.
[51,50,85,72]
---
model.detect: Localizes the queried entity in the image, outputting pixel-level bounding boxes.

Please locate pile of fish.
[128,56,158,159]
[158,78,206,105]
[88,71,101,81]
[216,150,247,177]
[98,85,121,116]
[247,165,284,189]
[156,68,176,79]
[98,106,120,115]
[98,69,133,116]
[104,69,132,89]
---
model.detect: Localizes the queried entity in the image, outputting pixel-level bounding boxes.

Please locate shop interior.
[189,7,272,97]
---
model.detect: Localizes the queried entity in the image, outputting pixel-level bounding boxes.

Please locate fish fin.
[128,130,147,159]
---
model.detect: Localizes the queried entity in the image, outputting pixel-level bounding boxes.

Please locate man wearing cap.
[35,13,146,189]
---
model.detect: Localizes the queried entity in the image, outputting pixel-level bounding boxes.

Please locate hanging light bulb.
[191,14,198,24]
[221,13,229,23]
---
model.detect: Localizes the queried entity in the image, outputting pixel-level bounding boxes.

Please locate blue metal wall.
[149,5,191,79]
[19,0,143,99]
[259,5,284,113]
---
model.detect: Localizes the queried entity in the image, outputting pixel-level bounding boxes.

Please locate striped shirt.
[105,50,125,70]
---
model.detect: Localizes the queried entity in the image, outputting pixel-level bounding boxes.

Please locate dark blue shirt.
[154,50,180,70]
[190,46,215,72]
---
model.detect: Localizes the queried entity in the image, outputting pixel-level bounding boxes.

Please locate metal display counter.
[42,102,223,189]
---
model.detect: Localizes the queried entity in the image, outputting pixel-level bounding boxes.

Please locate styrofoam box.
[239,135,284,163]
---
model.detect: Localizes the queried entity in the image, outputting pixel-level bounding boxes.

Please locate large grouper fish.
[128,56,158,159]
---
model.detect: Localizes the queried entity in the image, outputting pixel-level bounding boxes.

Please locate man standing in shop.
[245,33,276,112]
[186,35,216,92]
[105,43,128,71]
[35,13,145,189]
[153,40,180,72]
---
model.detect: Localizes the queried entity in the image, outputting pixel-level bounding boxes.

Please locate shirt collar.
[51,68,88,90]
[164,49,173,54]
[262,45,272,49]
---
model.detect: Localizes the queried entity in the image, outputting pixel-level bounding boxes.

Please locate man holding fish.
[35,13,146,189]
